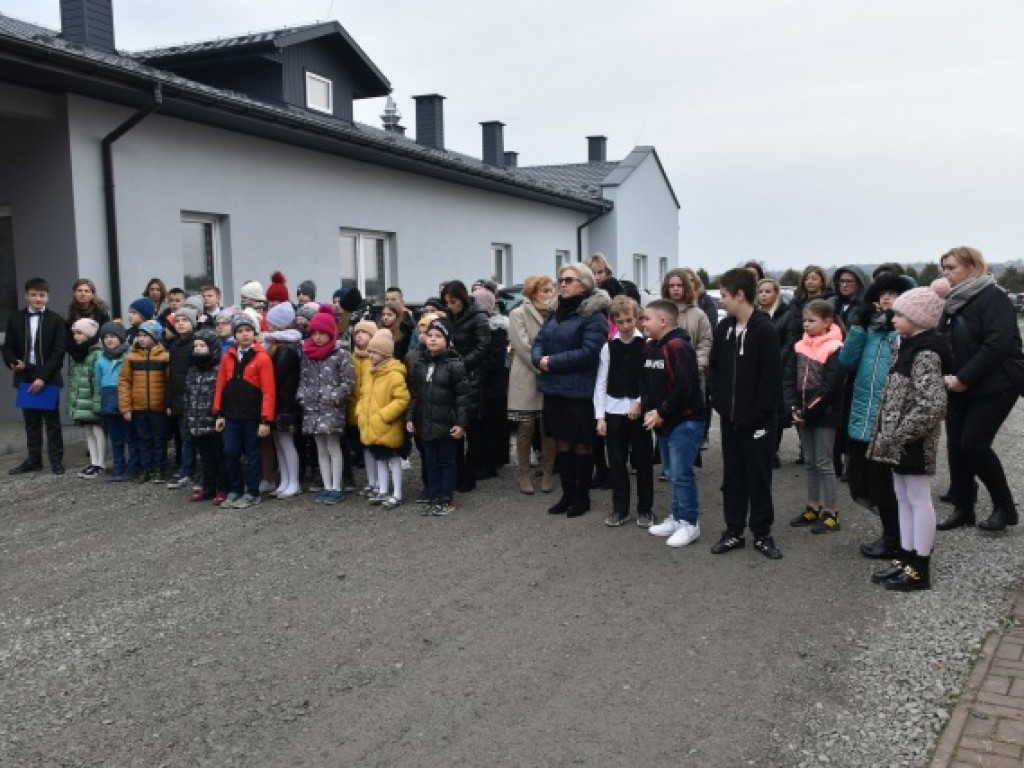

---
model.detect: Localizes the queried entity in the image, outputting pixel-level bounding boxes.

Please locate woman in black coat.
[936,246,1021,532]
[757,278,790,467]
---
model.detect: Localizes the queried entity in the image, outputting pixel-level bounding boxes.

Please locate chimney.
[412,94,445,150]
[587,135,607,163]
[481,121,505,167]
[503,151,518,168]
[61,0,116,53]
[380,96,406,136]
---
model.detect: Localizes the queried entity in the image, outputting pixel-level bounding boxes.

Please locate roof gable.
[600,147,680,210]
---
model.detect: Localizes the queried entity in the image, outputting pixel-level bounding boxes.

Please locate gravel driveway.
[1,405,1021,767]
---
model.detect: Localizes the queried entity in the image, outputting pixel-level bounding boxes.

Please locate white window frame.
[492,243,511,285]
[181,213,224,295]
[658,257,669,285]
[633,253,648,291]
[340,229,391,301]
[305,71,333,115]
[555,249,571,273]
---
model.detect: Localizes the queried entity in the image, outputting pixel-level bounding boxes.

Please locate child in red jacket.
[213,313,276,509]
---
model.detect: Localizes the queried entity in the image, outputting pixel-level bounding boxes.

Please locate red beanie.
[266,271,290,303]
[308,303,337,342]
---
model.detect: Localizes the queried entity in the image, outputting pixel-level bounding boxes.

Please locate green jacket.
[67,347,102,423]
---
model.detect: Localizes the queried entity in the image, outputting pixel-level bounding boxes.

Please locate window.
[555,249,571,273]
[658,257,669,284]
[492,243,511,285]
[305,72,333,115]
[633,253,648,291]
[181,213,224,294]
[340,229,390,302]
[0,206,16,340]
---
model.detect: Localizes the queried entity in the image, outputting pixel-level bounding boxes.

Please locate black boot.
[978,505,1020,532]
[547,452,575,514]
[860,536,900,559]
[567,453,593,518]
[871,549,910,584]
[936,508,975,531]
[885,552,931,591]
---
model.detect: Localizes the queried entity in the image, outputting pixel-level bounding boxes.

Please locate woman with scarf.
[936,246,1021,533]
[66,278,111,353]
[531,263,611,518]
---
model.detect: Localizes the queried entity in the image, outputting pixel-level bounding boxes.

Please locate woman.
[531,263,611,518]
[756,278,790,468]
[442,280,492,493]
[508,275,556,494]
[936,246,1020,532]
[143,277,167,316]
[471,286,510,480]
[66,278,111,355]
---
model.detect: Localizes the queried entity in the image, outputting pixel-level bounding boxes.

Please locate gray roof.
[515,162,619,199]
[134,23,325,59]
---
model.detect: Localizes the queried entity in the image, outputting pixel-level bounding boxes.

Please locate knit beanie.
[353,318,378,339]
[138,319,163,341]
[193,329,221,358]
[267,301,295,329]
[71,318,99,338]
[216,305,240,323]
[891,278,951,331]
[426,317,454,347]
[417,312,440,331]
[333,286,363,312]
[295,302,319,323]
[423,296,445,313]
[98,320,126,343]
[308,304,338,340]
[129,297,156,321]
[297,280,317,300]
[175,307,198,328]
[240,280,266,303]
[368,328,394,357]
[472,286,496,315]
[266,271,289,303]
[232,309,260,334]
[184,294,205,314]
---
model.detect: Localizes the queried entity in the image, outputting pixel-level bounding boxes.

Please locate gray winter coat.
[296,347,355,435]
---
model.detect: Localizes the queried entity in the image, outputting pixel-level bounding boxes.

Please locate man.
[3,277,67,474]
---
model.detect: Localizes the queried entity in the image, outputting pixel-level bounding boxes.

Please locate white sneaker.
[649,517,683,537]
[667,521,700,547]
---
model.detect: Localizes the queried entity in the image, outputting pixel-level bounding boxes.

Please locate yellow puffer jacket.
[347,349,373,424]
[356,358,410,449]
[118,342,170,413]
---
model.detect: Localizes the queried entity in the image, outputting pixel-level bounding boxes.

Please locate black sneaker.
[604,511,629,527]
[811,512,841,534]
[753,536,783,560]
[636,512,655,528]
[790,506,820,527]
[710,531,745,555]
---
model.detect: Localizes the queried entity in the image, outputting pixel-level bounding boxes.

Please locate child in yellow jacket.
[356,329,410,508]
[118,320,170,482]
[349,318,377,495]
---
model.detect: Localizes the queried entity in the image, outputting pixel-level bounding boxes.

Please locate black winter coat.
[709,309,782,432]
[940,283,1021,401]
[450,300,492,375]
[478,314,510,400]
[270,342,302,430]
[406,349,472,441]
[166,335,195,415]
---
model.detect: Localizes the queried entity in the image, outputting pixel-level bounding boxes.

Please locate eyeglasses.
[559,277,581,285]
[838,278,857,285]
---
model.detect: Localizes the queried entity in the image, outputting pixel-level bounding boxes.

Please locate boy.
[641,300,706,546]
[95,321,134,481]
[296,280,316,306]
[118,320,170,482]
[594,295,654,528]
[406,318,469,515]
[213,313,276,509]
[708,268,784,559]
[125,297,156,345]
[3,277,67,475]
[165,307,198,489]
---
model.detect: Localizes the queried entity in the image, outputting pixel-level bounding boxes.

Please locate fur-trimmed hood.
[549,288,612,317]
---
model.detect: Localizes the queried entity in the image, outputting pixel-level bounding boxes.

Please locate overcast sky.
[3,0,1023,273]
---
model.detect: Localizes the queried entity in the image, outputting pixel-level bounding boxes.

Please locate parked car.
[704,289,727,323]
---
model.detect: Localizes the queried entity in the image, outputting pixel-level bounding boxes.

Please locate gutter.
[102,84,162,319]
[576,209,607,261]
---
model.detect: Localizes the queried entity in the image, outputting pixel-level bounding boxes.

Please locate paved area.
[930,590,1024,768]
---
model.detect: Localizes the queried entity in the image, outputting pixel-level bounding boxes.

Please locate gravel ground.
[1,403,1021,767]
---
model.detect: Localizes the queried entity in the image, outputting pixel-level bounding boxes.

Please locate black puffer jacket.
[166,335,195,415]
[270,342,302,430]
[185,358,219,436]
[941,283,1021,401]
[450,299,492,375]
[406,349,472,441]
[478,314,510,400]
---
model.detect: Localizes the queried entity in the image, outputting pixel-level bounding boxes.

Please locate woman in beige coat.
[508,275,556,493]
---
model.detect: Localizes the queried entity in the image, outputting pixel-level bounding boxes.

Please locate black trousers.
[947,390,1017,511]
[720,416,775,539]
[23,406,63,467]
[846,439,899,544]
[194,432,227,495]
[605,413,654,516]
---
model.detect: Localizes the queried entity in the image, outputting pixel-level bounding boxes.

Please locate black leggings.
[946,390,1017,511]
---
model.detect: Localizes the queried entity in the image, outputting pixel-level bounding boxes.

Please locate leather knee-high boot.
[568,452,594,518]
[548,451,575,514]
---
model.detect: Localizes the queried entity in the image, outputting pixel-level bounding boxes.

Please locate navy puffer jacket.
[531,290,611,400]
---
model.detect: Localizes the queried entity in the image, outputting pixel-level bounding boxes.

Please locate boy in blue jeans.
[641,300,707,548]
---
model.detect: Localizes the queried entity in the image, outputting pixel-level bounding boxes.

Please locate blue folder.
[16,383,60,411]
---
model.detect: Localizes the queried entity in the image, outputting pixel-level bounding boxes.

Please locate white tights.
[375,456,403,501]
[893,473,936,556]
[364,448,377,489]
[315,434,344,492]
[86,424,106,468]
[273,432,300,495]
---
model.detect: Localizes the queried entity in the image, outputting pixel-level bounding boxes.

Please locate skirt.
[542,395,594,446]
[507,409,541,423]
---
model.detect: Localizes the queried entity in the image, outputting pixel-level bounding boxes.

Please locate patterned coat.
[867,331,949,475]
[185,364,219,436]
[296,346,354,435]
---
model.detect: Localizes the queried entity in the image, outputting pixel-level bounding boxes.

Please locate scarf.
[68,339,98,363]
[190,352,216,371]
[944,273,995,315]
[102,342,127,360]
[303,338,337,361]
[555,292,588,320]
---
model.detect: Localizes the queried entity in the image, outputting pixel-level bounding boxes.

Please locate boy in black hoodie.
[641,300,707,548]
[709,268,784,560]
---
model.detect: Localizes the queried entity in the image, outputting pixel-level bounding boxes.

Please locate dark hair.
[645,298,679,323]
[797,265,828,301]
[67,277,109,322]
[804,298,845,338]
[743,261,765,280]
[385,286,403,297]
[718,268,756,304]
[25,277,49,293]
[872,262,904,279]
[144,277,167,305]
[168,287,186,297]
[441,280,471,311]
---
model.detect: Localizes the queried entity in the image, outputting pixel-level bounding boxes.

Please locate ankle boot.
[936,508,975,531]
[567,453,594,518]
[540,436,556,493]
[885,552,931,591]
[979,504,1019,531]
[860,536,900,560]
[548,452,575,514]
[516,424,535,495]
[871,550,910,584]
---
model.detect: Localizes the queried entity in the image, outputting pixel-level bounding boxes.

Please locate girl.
[784,299,845,533]
[378,301,411,361]
[350,318,378,496]
[264,301,304,499]
[296,305,354,505]
[185,330,227,504]
[868,281,951,591]
[757,277,791,468]
[356,329,410,508]
[67,318,105,477]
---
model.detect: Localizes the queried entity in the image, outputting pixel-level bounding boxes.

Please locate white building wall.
[66,96,588,308]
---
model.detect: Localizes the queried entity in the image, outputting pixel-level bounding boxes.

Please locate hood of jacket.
[795,322,844,363]
[832,264,869,301]
[549,288,612,318]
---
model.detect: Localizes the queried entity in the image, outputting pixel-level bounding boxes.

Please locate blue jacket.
[532,290,611,400]
[840,323,895,442]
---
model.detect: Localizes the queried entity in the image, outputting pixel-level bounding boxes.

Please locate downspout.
[103,84,163,319]
[576,208,607,262]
